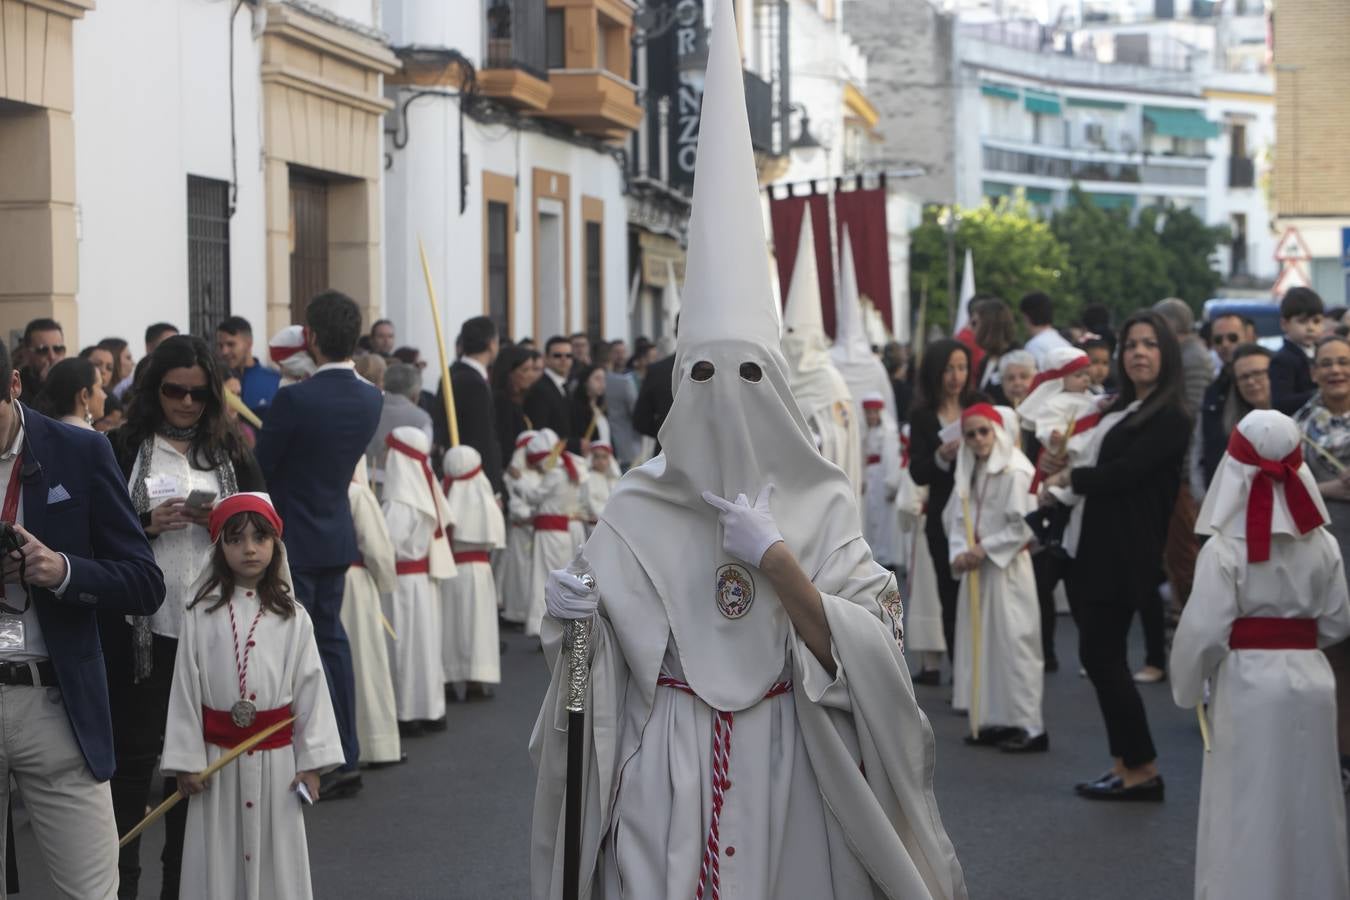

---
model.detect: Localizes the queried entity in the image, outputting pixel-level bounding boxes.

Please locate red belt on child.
[396,558,430,575]
[1229,617,1317,650]
[866,455,881,465]
[351,557,365,569]
[534,515,570,532]
[453,550,491,565]
[202,705,293,750]
[657,675,793,900]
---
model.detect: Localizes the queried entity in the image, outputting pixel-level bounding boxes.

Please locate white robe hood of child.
[782,206,863,490]
[1172,410,1350,900]
[531,3,964,898]
[384,426,456,579]
[1015,346,1099,440]
[443,445,506,549]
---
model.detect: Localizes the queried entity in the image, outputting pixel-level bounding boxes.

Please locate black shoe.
[912,669,942,686]
[1078,774,1164,803]
[999,731,1049,753]
[963,726,1020,746]
[445,682,468,703]
[1074,770,1122,793]
[362,751,409,771]
[422,716,448,732]
[318,770,363,801]
[398,720,426,738]
[468,682,496,700]
[1044,657,1059,673]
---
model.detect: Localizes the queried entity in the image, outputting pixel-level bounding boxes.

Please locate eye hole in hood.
[691,361,716,382]
[739,362,763,383]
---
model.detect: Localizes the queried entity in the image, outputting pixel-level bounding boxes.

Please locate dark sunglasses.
[161,382,211,403]
[963,426,992,439]
[1213,333,1242,344]
[551,352,573,359]
[32,344,65,356]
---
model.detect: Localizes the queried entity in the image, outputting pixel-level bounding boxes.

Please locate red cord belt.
[866,454,881,465]
[395,558,429,575]
[202,705,293,750]
[533,515,571,531]
[453,550,491,565]
[657,675,793,900]
[1229,617,1316,650]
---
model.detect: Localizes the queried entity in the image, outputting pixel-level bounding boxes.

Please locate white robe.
[522,465,584,637]
[163,591,344,900]
[1170,532,1350,900]
[383,501,446,722]
[862,422,902,567]
[580,470,617,538]
[530,527,966,900]
[943,461,1043,733]
[499,469,539,623]
[340,481,401,764]
[441,540,502,685]
[804,395,863,494]
[896,471,946,656]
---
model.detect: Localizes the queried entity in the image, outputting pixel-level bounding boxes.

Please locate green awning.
[1087,192,1136,211]
[1067,96,1127,111]
[1143,105,1221,140]
[1024,89,1061,116]
[982,181,1013,199]
[1024,187,1053,204]
[981,82,1019,102]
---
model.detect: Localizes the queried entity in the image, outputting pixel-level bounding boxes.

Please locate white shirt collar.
[1,405,25,461]
[460,356,488,381]
[314,360,356,375]
[545,368,568,392]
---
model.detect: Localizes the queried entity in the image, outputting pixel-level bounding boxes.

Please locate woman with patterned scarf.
[102,334,264,899]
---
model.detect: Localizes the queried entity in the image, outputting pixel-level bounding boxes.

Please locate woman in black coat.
[908,339,985,678]
[1042,310,1189,802]
[492,345,542,463]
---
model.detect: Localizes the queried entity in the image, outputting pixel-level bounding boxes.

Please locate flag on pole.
[953,248,976,333]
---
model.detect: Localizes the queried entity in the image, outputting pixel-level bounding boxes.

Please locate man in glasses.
[18,318,66,402]
[1200,314,1257,487]
[524,335,576,447]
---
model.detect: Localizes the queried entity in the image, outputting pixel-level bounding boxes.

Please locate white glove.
[545,553,598,620]
[701,485,784,568]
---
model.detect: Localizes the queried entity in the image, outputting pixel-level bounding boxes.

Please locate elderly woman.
[996,349,1037,409]
[1295,333,1350,782]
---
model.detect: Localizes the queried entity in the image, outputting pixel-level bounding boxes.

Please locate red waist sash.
[866,454,881,466]
[534,515,570,532]
[202,705,293,750]
[453,550,491,565]
[351,558,365,569]
[1229,617,1317,650]
[396,558,430,575]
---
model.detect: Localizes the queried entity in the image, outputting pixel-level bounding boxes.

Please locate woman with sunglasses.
[102,334,264,897]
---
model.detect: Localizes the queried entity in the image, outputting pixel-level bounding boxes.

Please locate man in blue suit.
[255,291,382,797]
[0,344,164,896]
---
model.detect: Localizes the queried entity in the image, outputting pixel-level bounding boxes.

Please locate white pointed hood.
[782,207,854,416]
[831,226,897,424]
[598,0,863,713]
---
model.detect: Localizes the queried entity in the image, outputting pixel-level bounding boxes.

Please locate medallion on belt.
[715,564,755,620]
[231,698,257,728]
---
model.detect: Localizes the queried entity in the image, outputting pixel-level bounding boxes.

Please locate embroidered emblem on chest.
[715,564,755,620]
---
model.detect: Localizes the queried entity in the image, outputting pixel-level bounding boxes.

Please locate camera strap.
[0,453,32,623]
[1,452,20,525]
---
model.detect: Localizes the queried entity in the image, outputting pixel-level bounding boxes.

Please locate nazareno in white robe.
[499,466,540,623]
[521,460,585,637]
[1171,532,1350,900]
[943,452,1044,734]
[441,446,508,686]
[384,501,448,723]
[340,478,401,764]
[896,468,946,657]
[862,420,902,568]
[163,590,344,900]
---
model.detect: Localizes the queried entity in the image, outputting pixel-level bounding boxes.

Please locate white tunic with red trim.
[441,538,502,685]
[499,467,541,623]
[163,590,343,900]
[383,501,447,722]
[521,458,585,637]
[942,455,1043,733]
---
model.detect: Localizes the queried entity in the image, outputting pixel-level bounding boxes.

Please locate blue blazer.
[253,368,382,570]
[19,406,165,781]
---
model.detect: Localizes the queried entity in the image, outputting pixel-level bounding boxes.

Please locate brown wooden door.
[289,173,329,324]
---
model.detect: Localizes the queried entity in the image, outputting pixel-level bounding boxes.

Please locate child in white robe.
[579,440,621,537]
[381,426,455,733]
[860,392,902,568]
[1172,410,1350,900]
[440,445,506,699]
[520,428,584,637]
[498,431,538,625]
[163,492,343,900]
[943,403,1047,752]
[340,458,402,765]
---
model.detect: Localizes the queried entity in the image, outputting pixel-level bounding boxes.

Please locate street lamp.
[789,104,823,160]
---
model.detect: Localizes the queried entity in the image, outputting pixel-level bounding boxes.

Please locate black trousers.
[293,566,360,771]
[925,529,961,661]
[1067,568,1158,768]
[102,623,185,900]
[1031,551,1067,664]
[1136,586,1168,671]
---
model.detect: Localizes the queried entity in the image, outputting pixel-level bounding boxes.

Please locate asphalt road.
[14,616,1225,899]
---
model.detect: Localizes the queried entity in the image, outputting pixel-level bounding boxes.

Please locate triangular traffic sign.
[1274,227,1312,263]
[1272,261,1310,296]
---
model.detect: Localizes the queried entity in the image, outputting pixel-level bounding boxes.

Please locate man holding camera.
[0,342,165,896]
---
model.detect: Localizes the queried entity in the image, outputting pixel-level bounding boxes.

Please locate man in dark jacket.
[632,352,676,454]
[436,316,504,498]
[1199,313,1245,484]
[524,336,575,445]
[0,342,164,895]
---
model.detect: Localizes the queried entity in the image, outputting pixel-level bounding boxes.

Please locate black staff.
[562,563,595,900]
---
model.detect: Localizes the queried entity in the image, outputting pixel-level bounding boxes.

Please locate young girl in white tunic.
[1172,410,1350,900]
[944,403,1047,752]
[520,428,584,637]
[440,444,506,698]
[340,459,401,765]
[579,440,621,537]
[860,392,902,567]
[381,426,455,732]
[163,492,343,900]
[498,431,539,624]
